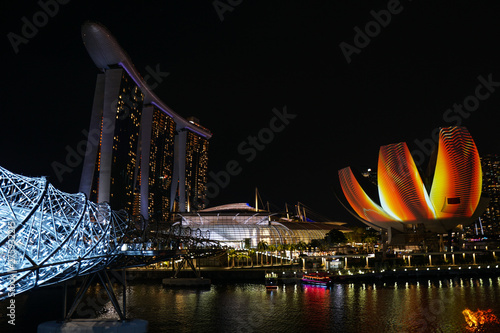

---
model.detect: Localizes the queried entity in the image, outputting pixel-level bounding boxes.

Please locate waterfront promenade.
[124,249,500,283]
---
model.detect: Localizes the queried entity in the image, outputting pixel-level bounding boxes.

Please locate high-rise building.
[184,118,210,212]
[79,22,212,222]
[479,154,500,234]
[147,107,176,221]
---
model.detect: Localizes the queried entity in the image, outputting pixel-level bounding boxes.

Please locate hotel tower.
[79,22,211,222]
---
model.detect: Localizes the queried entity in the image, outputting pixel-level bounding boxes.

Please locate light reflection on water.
[4,277,500,332]
[90,277,500,333]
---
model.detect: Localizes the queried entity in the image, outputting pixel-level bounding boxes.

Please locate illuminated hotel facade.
[79,22,211,221]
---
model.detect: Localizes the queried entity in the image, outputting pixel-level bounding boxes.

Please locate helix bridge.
[0,165,224,304]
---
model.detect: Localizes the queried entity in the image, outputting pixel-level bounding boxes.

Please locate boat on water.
[265,272,278,290]
[301,272,332,285]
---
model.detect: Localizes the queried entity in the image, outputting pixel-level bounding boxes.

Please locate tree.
[247,249,256,267]
[268,244,277,266]
[318,240,330,252]
[236,252,250,267]
[277,244,285,265]
[345,227,379,253]
[257,241,268,251]
[257,241,268,266]
[345,232,356,246]
[310,239,321,251]
[363,229,379,253]
[346,227,365,244]
[227,249,237,268]
[325,229,347,246]
[282,244,292,264]
[296,241,308,254]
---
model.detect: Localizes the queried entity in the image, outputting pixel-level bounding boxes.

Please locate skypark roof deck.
[81,21,211,139]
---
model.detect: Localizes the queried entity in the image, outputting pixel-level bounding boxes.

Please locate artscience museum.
[338,126,489,246]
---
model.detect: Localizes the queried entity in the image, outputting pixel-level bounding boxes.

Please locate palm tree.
[277,244,284,265]
[289,243,297,263]
[257,241,268,251]
[283,244,292,264]
[247,249,256,267]
[268,244,277,266]
[257,241,268,266]
[235,252,246,267]
[227,249,237,268]
[297,241,308,255]
[240,252,251,267]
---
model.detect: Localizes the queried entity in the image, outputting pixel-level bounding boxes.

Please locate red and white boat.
[301,272,332,285]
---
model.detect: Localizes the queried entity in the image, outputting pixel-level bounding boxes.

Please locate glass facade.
[89,70,144,214]
[109,72,144,213]
[148,107,176,221]
[185,130,209,212]
[176,212,338,248]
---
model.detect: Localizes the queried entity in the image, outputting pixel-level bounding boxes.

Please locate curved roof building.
[338,127,489,238]
[176,203,351,248]
[79,22,211,221]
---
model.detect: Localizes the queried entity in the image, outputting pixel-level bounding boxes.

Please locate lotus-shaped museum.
[338,126,489,237]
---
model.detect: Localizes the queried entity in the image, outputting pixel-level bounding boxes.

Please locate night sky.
[2,1,500,224]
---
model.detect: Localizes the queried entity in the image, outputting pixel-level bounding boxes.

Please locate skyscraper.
[147,107,176,221]
[79,22,212,222]
[479,154,500,234]
[183,118,210,212]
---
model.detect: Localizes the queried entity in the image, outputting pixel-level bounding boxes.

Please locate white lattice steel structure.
[0,166,129,300]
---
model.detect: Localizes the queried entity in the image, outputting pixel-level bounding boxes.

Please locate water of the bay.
[3,276,500,332]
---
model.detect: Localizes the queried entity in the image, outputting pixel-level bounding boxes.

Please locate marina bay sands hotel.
[79,22,211,221]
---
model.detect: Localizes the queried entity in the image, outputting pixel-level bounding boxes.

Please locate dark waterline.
[3,277,500,332]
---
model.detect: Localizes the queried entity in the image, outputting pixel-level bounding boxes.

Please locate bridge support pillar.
[174,256,200,278]
[64,270,127,321]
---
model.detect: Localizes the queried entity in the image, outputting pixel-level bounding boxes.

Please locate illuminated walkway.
[0,165,129,300]
[0,165,223,301]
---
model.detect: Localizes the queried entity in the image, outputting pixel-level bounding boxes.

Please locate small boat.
[265,272,278,290]
[301,272,332,285]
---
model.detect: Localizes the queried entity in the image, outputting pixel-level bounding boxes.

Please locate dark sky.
[2,1,500,224]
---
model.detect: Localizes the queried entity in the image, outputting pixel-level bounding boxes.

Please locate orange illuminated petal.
[430,127,482,218]
[338,167,394,223]
[377,142,436,221]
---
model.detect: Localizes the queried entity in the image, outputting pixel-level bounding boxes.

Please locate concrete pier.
[162,277,211,287]
[37,319,148,333]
